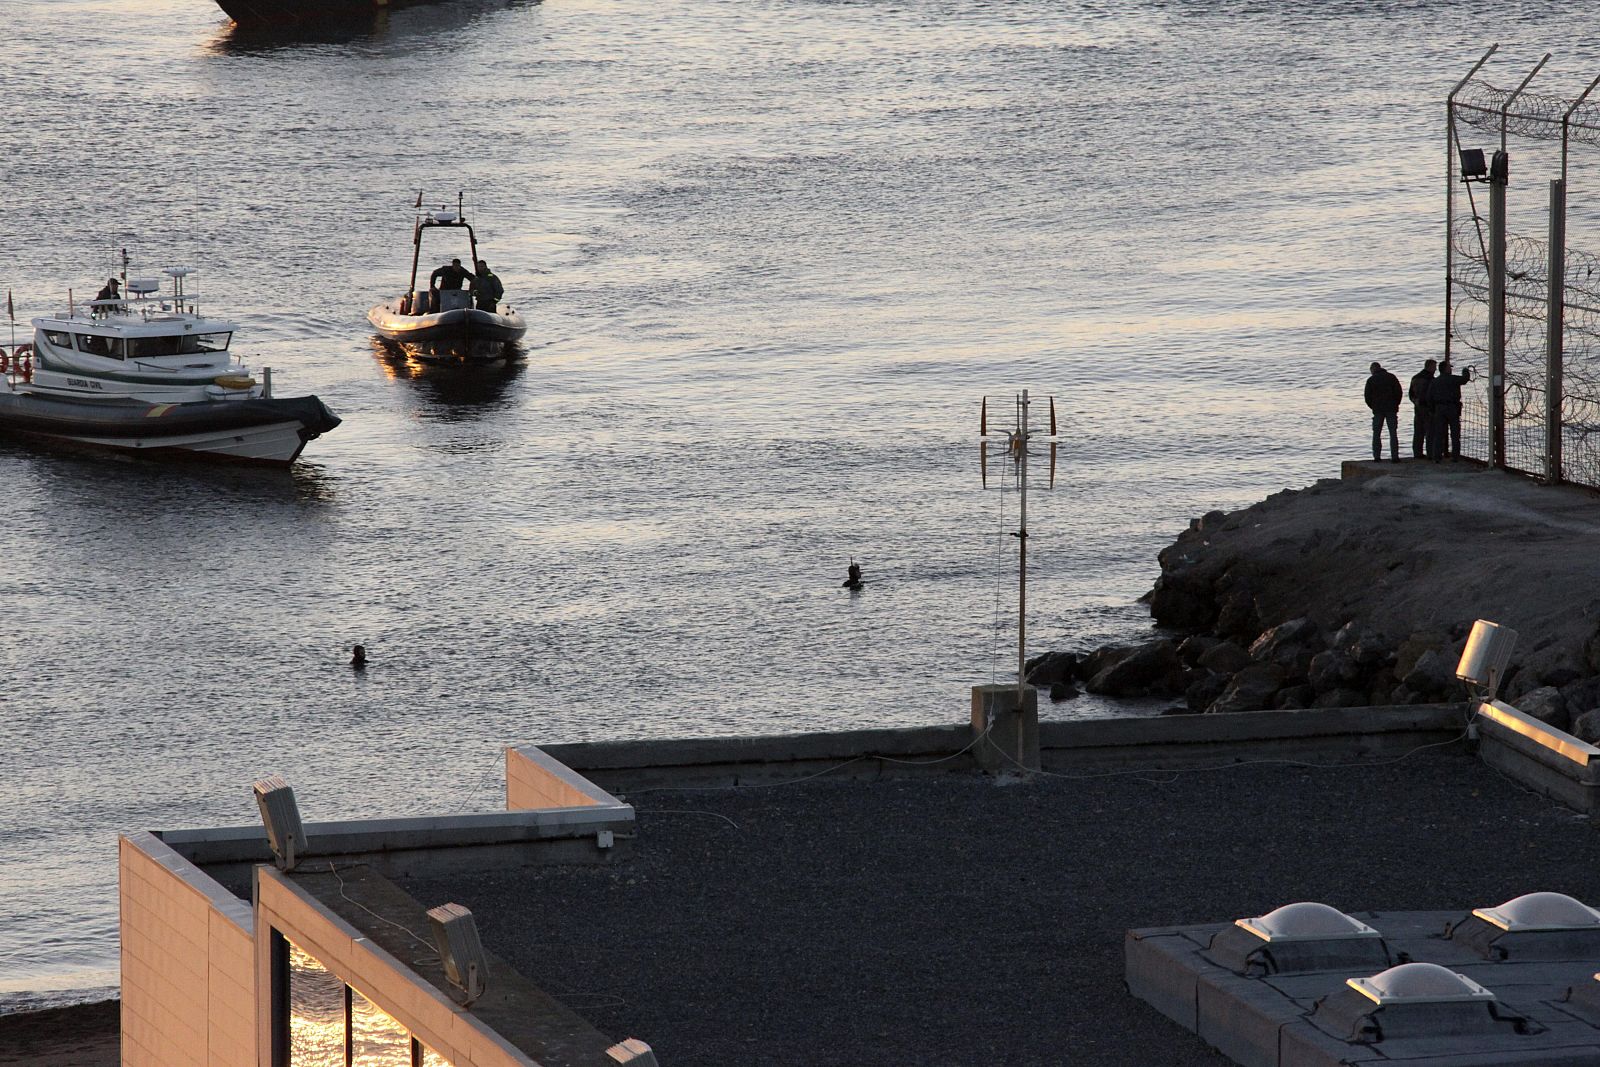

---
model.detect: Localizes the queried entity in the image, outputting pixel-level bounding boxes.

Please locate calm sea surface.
[1,0,1594,1010]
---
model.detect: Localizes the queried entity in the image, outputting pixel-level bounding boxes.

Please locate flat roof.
[399,751,1600,1066]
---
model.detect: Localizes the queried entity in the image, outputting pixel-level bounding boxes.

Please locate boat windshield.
[125,332,232,358]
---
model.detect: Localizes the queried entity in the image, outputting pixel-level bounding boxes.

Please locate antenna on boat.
[978,390,1061,717]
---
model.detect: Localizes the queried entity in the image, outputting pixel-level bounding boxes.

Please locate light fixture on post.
[1459,147,1489,181]
[252,774,307,872]
[1456,619,1518,703]
[427,902,490,1006]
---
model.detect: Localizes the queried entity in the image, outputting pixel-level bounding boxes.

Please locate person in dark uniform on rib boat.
[430,258,475,291]
[473,260,504,312]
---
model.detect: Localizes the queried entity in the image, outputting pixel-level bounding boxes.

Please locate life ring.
[0,351,8,374]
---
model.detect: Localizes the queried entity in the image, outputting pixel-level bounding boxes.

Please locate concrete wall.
[1476,699,1600,818]
[540,706,1466,791]
[253,868,540,1067]
[119,831,255,1067]
[505,744,627,810]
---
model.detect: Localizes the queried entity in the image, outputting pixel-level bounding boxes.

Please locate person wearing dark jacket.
[429,258,475,291]
[1425,361,1472,462]
[1364,361,1403,462]
[473,260,504,312]
[1408,359,1437,459]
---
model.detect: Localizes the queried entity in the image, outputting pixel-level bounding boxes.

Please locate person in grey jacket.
[1364,361,1403,462]
[1426,361,1472,462]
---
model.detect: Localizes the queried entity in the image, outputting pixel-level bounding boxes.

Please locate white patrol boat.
[0,257,339,465]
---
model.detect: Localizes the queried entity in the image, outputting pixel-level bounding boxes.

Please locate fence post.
[1489,155,1507,468]
[1547,178,1566,484]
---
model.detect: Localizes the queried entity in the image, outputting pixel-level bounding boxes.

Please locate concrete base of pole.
[971,684,1040,773]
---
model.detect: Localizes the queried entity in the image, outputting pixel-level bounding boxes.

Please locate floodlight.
[1491,149,1510,184]
[252,774,307,872]
[1459,148,1488,181]
[1456,619,1518,699]
[427,903,489,1006]
[607,1039,660,1065]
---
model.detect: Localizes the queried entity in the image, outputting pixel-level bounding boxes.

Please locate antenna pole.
[1017,389,1029,711]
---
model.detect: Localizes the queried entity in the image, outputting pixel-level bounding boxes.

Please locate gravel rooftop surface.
[400,750,1600,1067]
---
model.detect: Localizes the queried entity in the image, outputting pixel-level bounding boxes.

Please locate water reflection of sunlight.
[288,939,455,1066]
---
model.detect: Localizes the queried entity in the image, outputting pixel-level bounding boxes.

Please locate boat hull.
[0,393,341,467]
[367,303,527,345]
[214,0,432,25]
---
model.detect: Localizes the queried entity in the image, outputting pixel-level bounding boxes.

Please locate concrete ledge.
[506,745,628,810]
[542,725,976,791]
[1476,700,1600,820]
[540,706,1468,791]
[1040,704,1467,769]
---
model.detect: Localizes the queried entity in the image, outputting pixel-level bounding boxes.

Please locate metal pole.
[1490,161,1507,468]
[1547,178,1566,484]
[1448,45,1498,365]
[1561,72,1600,187]
[1017,389,1029,713]
[1502,53,1552,153]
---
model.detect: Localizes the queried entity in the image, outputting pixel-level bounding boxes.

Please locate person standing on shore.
[1426,361,1472,462]
[1364,361,1403,463]
[1408,359,1436,459]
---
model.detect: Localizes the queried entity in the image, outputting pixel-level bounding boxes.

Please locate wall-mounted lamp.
[427,902,490,1006]
[1456,619,1518,701]
[252,774,307,872]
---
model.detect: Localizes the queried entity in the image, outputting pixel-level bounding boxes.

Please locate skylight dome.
[1473,891,1600,932]
[1348,963,1495,1005]
[1235,902,1380,943]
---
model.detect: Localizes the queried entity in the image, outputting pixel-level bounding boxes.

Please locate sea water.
[1,0,1595,1010]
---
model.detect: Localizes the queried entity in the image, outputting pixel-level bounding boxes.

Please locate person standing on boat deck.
[1426,361,1472,462]
[1364,361,1402,463]
[429,258,475,290]
[473,261,503,312]
[1408,358,1437,459]
[92,277,122,316]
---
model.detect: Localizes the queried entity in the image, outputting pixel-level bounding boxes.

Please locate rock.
[1308,650,1360,692]
[1215,587,1260,643]
[1585,624,1600,675]
[1185,671,1229,712]
[1274,684,1315,710]
[1079,643,1134,684]
[1542,666,1583,690]
[1350,632,1394,671]
[1330,621,1366,652]
[1277,649,1316,686]
[1025,650,1080,688]
[1313,687,1368,709]
[1177,634,1221,667]
[1402,649,1457,700]
[1561,676,1600,718]
[1250,618,1319,661]
[1198,641,1251,675]
[1395,631,1449,680]
[1516,686,1569,731]
[1160,704,1200,716]
[1198,509,1228,532]
[1149,571,1217,632]
[1575,708,1600,745]
[1208,663,1285,713]
[1387,684,1426,705]
[1086,639,1183,697]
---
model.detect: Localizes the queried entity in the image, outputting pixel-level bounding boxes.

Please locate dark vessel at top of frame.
[212,0,452,26]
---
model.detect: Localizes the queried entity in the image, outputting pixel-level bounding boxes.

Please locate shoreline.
[0,1000,118,1067]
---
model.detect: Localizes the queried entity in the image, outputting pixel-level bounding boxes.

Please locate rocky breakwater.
[1030,468,1600,738]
